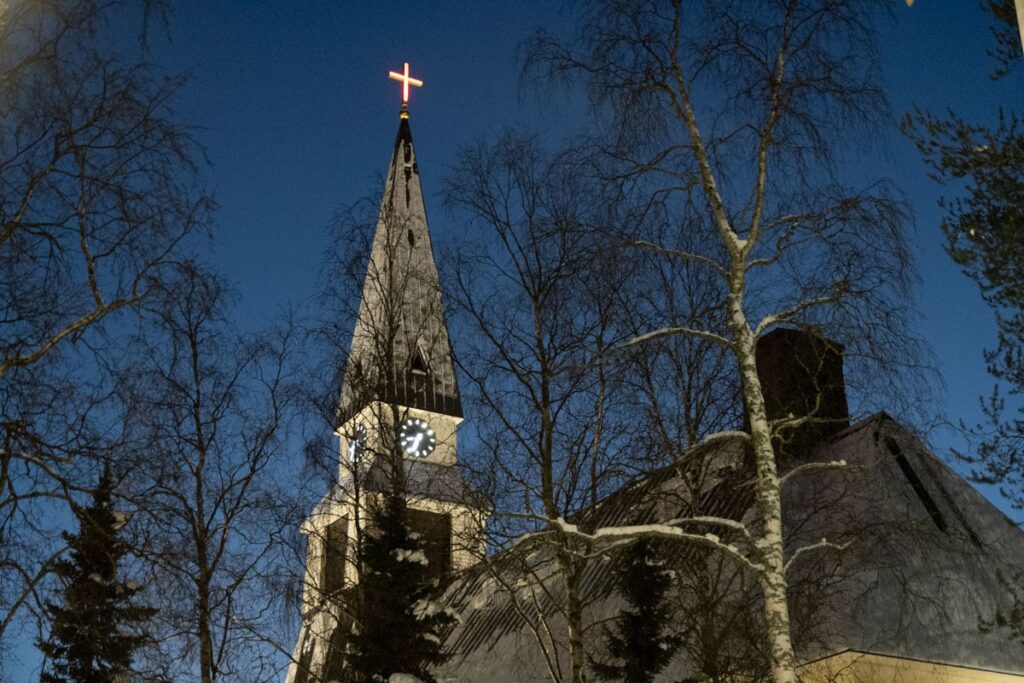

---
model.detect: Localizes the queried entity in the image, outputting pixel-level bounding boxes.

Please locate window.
[321,517,348,595]
[410,342,430,375]
[407,508,451,583]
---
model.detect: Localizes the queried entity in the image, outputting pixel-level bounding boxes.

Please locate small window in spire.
[408,229,416,247]
[410,343,429,375]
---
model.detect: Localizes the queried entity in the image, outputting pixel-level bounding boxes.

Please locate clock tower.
[336,105,463,473]
[286,70,486,683]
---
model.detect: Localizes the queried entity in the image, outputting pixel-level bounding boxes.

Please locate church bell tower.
[286,65,486,683]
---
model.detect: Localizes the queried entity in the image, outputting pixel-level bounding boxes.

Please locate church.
[287,68,1024,683]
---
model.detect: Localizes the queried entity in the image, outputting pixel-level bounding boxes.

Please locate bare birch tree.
[443,131,747,682]
[116,263,294,683]
[442,134,624,683]
[521,2,920,681]
[0,0,209,648]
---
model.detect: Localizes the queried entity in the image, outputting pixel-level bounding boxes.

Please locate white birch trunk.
[731,315,797,683]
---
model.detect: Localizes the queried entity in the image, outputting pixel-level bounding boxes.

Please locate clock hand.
[409,433,424,453]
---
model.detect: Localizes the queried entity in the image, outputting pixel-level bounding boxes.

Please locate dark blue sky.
[7,3,1022,679]
[148,2,1016,455]
[155,1,1019,453]
[150,1,583,319]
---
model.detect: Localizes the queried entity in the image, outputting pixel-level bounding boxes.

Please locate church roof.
[339,116,462,424]
[431,414,1024,680]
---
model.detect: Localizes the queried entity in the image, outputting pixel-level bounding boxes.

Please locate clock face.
[347,424,367,462]
[399,418,436,458]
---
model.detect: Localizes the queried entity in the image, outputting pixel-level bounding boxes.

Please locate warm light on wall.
[799,650,1024,682]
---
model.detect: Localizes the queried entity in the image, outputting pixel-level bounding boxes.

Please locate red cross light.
[388,62,423,104]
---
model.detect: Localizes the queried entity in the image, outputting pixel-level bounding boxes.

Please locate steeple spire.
[339,113,461,423]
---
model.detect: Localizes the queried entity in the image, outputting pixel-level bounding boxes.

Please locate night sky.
[157,1,1017,488]
[144,3,1016,453]
[7,1,1023,678]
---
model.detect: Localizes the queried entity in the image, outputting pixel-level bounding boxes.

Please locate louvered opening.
[408,507,451,584]
[410,343,429,375]
[321,516,348,596]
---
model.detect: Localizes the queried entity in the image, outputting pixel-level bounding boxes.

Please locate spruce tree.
[591,539,681,683]
[348,478,453,683]
[904,1,1024,645]
[903,5,1022,484]
[37,467,155,683]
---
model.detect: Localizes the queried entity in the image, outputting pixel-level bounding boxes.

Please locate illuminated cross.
[388,62,423,111]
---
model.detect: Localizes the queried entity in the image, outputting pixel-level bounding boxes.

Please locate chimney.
[753,328,849,460]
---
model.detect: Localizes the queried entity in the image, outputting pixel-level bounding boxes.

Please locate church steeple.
[286,78,488,683]
[339,112,462,425]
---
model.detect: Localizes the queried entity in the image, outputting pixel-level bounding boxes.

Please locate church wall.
[299,494,358,614]
[799,651,1024,682]
[433,414,1024,682]
[300,488,485,617]
[782,416,1024,675]
[337,401,461,471]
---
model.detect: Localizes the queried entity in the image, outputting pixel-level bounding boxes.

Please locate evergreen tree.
[905,1,1024,645]
[591,539,681,683]
[348,479,454,683]
[37,467,155,683]
[904,3,1023,506]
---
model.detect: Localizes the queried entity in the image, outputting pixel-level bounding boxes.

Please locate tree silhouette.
[591,540,681,683]
[38,466,155,683]
[348,486,455,683]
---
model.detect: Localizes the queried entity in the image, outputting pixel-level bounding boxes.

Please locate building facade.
[287,112,1024,683]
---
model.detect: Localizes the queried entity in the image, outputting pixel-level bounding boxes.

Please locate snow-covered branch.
[541,518,763,574]
[669,516,754,543]
[771,408,850,442]
[697,430,751,448]
[778,460,849,488]
[744,221,802,270]
[753,291,843,337]
[784,538,851,575]
[621,326,732,352]
[509,508,757,559]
